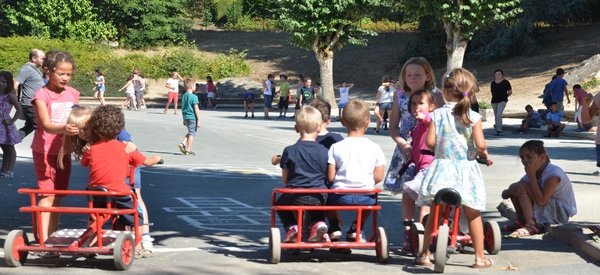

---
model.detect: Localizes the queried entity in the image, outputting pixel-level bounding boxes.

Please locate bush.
[356,18,417,33]
[0,37,251,97]
[479,102,492,109]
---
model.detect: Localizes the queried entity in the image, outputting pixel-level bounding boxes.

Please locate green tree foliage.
[4,0,116,42]
[276,0,382,106]
[398,0,521,70]
[91,0,193,49]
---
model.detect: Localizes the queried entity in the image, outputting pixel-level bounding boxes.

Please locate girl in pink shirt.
[31,50,80,246]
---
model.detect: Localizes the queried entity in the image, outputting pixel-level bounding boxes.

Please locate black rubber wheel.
[113,233,135,270]
[4,230,29,267]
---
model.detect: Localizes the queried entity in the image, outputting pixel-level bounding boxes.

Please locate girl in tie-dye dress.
[0,71,23,178]
[415,68,493,269]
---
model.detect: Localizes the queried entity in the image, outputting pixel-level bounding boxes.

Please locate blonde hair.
[342,100,370,131]
[442,68,477,126]
[295,106,322,134]
[399,57,436,93]
[57,106,93,169]
[184,78,196,90]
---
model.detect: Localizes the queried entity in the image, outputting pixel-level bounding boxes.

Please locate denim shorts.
[379,102,393,111]
[338,102,348,109]
[184,119,197,136]
[326,193,376,206]
[264,95,273,108]
[526,120,541,128]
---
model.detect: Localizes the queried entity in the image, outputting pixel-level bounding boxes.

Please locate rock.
[497,199,518,221]
[564,54,600,86]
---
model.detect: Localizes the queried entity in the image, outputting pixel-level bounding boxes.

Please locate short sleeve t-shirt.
[378,86,396,103]
[279,82,290,97]
[280,141,328,189]
[317,132,344,149]
[31,86,80,155]
[328,137,386,189]
[15,63,45,106]
[244,91,255,101]
[181,92,199,120]
[298,86,315,105]
[573,88,586,105]
[167,78,179,93]
[550,78,568,101]
[519,163,577,217]
[546,111,565,123]
[530,111,543,126]
[82,140,146,194]
[264,80,273,96]
[490,79,512,103]
[339,87,350,104]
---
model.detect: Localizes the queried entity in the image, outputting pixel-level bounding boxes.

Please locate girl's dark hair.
[442,68,476,126]
[409,89,435,115]
[382,76,390,92]
[206,75,213,82]
[494,69,504,76]
[127,74,134,81]
[43,50,76,72]
[520,140,550,163]
[95,69,103,76]
[0,71,15,94]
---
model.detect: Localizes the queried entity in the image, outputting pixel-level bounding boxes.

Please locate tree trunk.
[444,20,468,71]
[313,48,336,108]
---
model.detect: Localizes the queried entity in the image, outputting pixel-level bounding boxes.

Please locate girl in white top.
[501,140,577,237]
[118,74,138,111]
[93,69,105,106]
[334,81,354,120]
[374,76,396,134]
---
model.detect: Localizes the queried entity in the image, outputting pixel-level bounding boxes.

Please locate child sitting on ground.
[501,140,577,236]
[544,101,568,138]
[276,106,330,248]
[325,100,386,244]
[514,105,543,134]
[81,105,162,255]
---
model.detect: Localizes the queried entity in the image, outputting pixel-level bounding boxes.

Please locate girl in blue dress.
[415,68,493,269]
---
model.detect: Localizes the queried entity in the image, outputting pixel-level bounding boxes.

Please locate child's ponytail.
[442,68,477,126]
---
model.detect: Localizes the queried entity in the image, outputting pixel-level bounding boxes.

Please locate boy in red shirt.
[82,105,161,233]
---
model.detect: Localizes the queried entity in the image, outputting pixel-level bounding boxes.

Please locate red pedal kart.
[269,188,388,264]
[409,160,501,273]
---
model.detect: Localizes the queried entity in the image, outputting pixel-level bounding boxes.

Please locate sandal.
[542,133,551,138]
[373,128,379,135]
[493,131,503,136]
[509,223,541,237]
[473,257,494,269]
[414,255,432,266]
[135,249,153,259]
[501,220,524,232]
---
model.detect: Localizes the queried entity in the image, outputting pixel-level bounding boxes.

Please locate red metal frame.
[271,188,382,250]
[430,204,471,251]
[16,188,140,255]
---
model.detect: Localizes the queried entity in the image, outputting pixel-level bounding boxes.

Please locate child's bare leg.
[244,102,248,115]
[418,205,430,223]
[547,124,554,135]
[251,103,254,115]
[417,203,445,264]
[555,124,566,133]
[186,135,194,152]
[463,206,486,263]
[402,191,416,231]
[38,196,62,243]
[374,105,382,131]
[174,100,178,113]
[135,189,151,240]
[516,193,535,225]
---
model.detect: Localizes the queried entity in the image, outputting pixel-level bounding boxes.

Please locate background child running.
[544,101,568,138]
[383,57,436,244]
[178,78,202,156]
[276,106,330,248]
[374,76,395,134]
[82,105,162,257]
[514,104,542,134]
[415,68,492,269]
[118,74,137,111]
[398,89,436,251]
[0,71,23,178]
[243,90,255,118]
[31,50,80,248]
[277,74,290,118]
[573,84,587,132]
[325,100,385,245]
[93,69,105,106]
[334,81,354,122]
[501,140,577,237]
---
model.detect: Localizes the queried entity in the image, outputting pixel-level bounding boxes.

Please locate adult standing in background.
[490,69,512,136]
[14,49,45,139]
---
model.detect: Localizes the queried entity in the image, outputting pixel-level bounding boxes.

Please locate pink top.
[574,88,586,106]
[207,81,214,92]
[31,86,80,155]
[410,111,434,171]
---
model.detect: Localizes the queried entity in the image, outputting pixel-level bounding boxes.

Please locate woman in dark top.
[490,69,513,136]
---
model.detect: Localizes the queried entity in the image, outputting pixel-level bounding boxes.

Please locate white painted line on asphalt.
[245,134,289,144]
[238,215,261,225]
[258,167,277,179]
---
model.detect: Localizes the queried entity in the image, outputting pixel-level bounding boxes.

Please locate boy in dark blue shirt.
[277,105,329,245]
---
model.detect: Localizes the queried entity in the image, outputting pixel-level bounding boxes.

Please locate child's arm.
[425,119,436,152]
[33,100,79,135]
[373,165,384,183]
[194,104,202,128]
[143,155,162,166]
[281,168,289,186]
[5,92,22,125]
[563,85,571,103]
[327,164,336,183]
[524,162,559,206]
[334,85,340,90]
[389,96,412,158]
[118,81,130,92]
[123,141,137,154]
[347,83,354,89]
[472,119,489,159]
[271,155,281,165]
